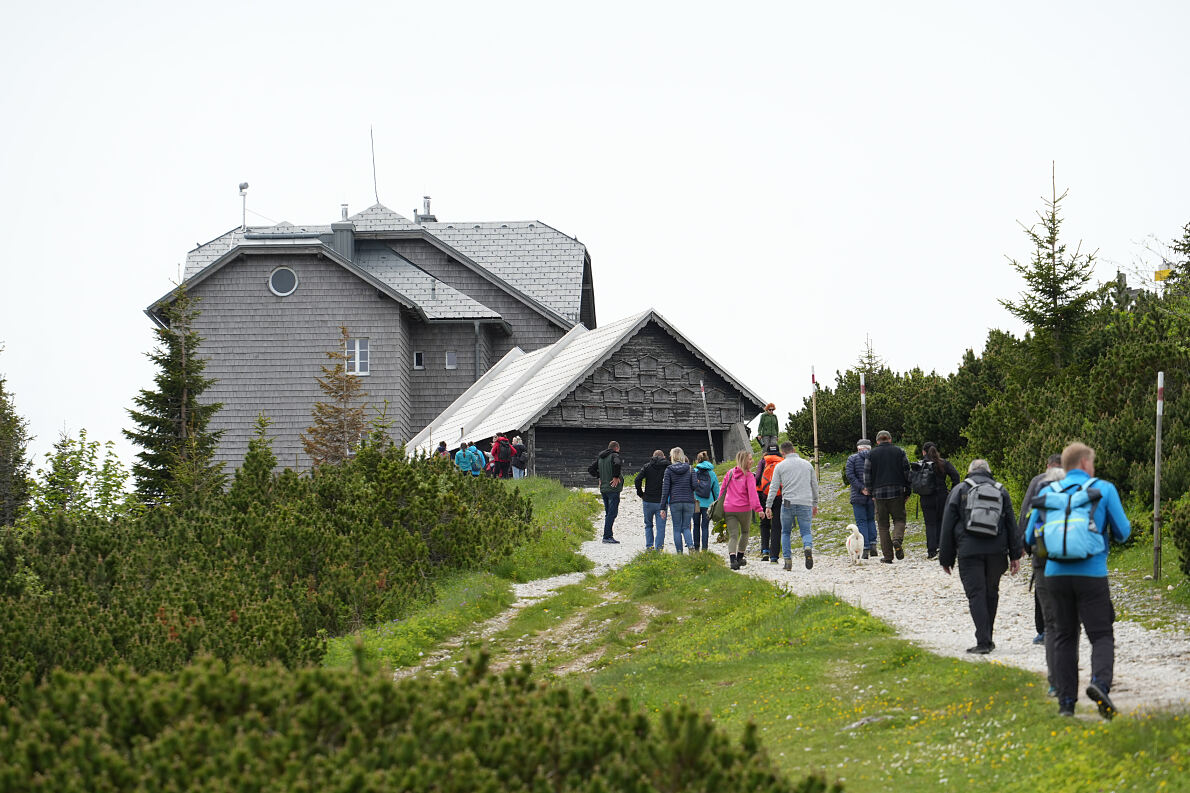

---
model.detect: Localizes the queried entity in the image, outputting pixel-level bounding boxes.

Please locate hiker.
[863,430,911,563]
[765,441,818,571]
[594,441,624,544]
[692,451,720,552]
[916,442,961,559]
[1027,442,1131,720]
[845,439,877,558]
[755,444,784,562]
[491,434,514,479]
[436,441,450,459]
[757,402,779,449]
[659,447,699,554]
[721,449,763,570]
[454,442,484,477]
[1019,453,1065,695]
[635,449,670,551]
[511,436,529,479]
[938,459,1023,654]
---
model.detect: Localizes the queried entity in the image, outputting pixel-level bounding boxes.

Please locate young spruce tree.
[999,166,1098,373]
[0,345,32,525]
[301,326,369,466]
[124,286,224,503]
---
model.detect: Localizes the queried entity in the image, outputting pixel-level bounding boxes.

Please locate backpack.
[694,467,714,499]
[963,478,1005,537]
[513,446,528,468]
[588,459,601,478]
[468,447,484,474]
[759,455,783,497]
[910,460,938,496]
[494,437,512,462]
[1032,479,1105,560]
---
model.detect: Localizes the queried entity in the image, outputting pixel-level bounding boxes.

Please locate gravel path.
[580,480,1190,717]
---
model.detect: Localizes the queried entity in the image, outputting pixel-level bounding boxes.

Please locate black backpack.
[910,460,938,496]
[588,459,601,478]
[513,446,528,468]
[694,468,714,499]
[495,438,512,462]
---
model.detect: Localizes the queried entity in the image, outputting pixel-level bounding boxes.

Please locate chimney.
[416,195,437,223]
[340,203,349,221]
[331,214,355,262]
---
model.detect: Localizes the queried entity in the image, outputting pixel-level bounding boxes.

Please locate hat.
[766,444,780,454]
[857,438,872,448]
[765,402,776,411]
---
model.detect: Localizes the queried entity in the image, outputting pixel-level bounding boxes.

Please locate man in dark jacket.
[636,450,669,550]
[596,441,623,544]
[939,459,1023,654]
[1019,453,1064,693]
[862,430,911,563]
[846,439,876,558]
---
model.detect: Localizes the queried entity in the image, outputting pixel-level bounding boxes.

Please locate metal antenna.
[370,126,380,204]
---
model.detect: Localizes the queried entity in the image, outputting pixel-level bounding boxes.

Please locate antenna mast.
[370,126,380,204]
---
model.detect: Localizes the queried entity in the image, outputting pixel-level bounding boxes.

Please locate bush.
[0,654,838,793]
[1165,491,1190,580]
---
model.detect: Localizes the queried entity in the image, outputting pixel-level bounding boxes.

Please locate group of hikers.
[444,435,529,479]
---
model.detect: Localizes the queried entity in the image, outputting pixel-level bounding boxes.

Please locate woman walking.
[692,451,719,551]
[919,441,961,559]
[659,447,699,554]
[721,449,764,570]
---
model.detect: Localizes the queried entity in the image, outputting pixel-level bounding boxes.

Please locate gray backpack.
[964,478,1004,537]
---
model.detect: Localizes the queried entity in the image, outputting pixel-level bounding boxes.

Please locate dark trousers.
[920,492,946,556]
[495,460,511,479]
[1045,575,1116,703]
[692,507,710,550]
[958,554,1009,648]
[758,499,782,555]
[1034,565,1058,686]
[875,497,907,561]
[601,491,620,540]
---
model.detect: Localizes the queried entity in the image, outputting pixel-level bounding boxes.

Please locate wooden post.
[1154,371,1164,581]
[810,367,820,482]
[860,372,867,441]
[699,380,716,464]
[526,426,536,477]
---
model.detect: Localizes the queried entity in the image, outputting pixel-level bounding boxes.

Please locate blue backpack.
[1032,478,1105,560]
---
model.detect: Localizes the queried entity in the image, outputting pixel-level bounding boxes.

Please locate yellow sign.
[1155,269,1172,282]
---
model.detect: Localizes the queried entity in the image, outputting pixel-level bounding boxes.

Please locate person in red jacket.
[490,434,514,479]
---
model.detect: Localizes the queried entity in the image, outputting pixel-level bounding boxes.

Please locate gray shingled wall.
[189,252,409,472]
[406,321,483,433]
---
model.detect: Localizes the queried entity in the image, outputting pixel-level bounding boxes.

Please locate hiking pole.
[699,380,716,464]
[1154,371,1164,581]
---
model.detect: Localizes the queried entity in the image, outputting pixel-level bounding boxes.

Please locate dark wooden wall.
[532,427,724,487]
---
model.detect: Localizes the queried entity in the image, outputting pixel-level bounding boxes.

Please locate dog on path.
[845,524,864,564]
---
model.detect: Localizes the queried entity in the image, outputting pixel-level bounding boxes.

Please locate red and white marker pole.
[860,372,867,441]
[1154,371,1164,581]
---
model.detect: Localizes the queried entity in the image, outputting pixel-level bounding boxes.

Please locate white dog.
[845,524,864,564]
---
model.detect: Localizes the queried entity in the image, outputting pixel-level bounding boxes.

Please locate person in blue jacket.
[691,451,720,552]
[1026,442,1131,720]
[659,447,699,554]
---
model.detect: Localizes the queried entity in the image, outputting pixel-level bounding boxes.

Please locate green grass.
[522,552,1190,793]
[493,477,599,582]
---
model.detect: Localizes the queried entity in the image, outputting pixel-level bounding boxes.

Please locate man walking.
[635,449,669,550]
[757,403,779,449]
[846,439,877,558]
[764,441,818,571]
[863,430,911,563]
[1028,442,1131,720]
[1019,453,1065,694]
[596,440,624,544]
[939,459,1023,654]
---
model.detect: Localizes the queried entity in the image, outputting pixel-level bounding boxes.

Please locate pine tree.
[124,286,224,503]
[0,345,32,526]
[301,326,369,466]
[999,166,1099,372]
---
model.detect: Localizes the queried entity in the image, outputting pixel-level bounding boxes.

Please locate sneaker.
[1086,682,1116,721]
[761,552,770,562]
[1033,633,1045,645]
[965,645,992,654]
[602,537,620,544]
[927,551,938,560]
[729,554,740,570]
[861,548,870,559]
[804,549,814,570]
[784,558,793,571]
[1047,685,1058,698]
[893,541,904,560]
[879,558,893,564]
[1058,701,1075,717]
[770,556,780,564]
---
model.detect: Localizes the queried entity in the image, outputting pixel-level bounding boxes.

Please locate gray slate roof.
[353,244,500,321]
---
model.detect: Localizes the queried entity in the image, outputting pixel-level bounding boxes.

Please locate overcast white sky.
[2,1,1187,468]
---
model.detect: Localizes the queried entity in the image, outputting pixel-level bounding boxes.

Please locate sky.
[1,0,1188,469]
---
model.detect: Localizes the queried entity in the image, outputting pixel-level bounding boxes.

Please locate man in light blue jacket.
[1026,442,1131,720]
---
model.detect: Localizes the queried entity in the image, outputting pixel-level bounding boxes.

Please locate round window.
[269,266,298,296]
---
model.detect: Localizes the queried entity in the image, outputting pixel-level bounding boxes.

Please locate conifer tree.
[999,167,1098,373]
[301,326,369,466]
[0,345,32,526]
[124,286,224,503]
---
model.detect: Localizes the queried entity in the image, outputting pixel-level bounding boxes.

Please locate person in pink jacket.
[721,449,764,570]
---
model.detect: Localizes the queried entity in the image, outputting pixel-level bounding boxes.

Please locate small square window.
[445,351,458,370]
[346,338,370,376]
[413,351,424,370]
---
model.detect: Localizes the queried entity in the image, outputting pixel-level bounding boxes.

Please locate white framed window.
[413,351,425,370]
[268,266,298,296]
[445,351,458,370]
[346,338,370,375]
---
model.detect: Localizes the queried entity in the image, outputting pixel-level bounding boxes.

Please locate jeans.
[601,491,620,540]
[875,496,907,561]
[642,501,667,549]
[692,506,710,550]
[512,466,526,479]
[668,501,696,552]
[958,554,1009,648]
[1046,575,1116,704]
[851,499,876,550]
[780,502,814,558]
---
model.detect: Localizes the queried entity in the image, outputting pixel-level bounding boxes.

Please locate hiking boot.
[738,554,747,567]
[770,556,780,564]
[761,552,770,562]
[729,554,740,570]
[1058,701,1075,717]
[602,537,620,544]
[1032,632,1045,645]
[965,645,992,654]
[804,549,814,570]
[1086,682,1116,721]
[1047,685,1057,698]
[879,558,893,564]
[893,540,904,560]
[784,557,793,571]
[927,551,938,560]
[862,548,870,559]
